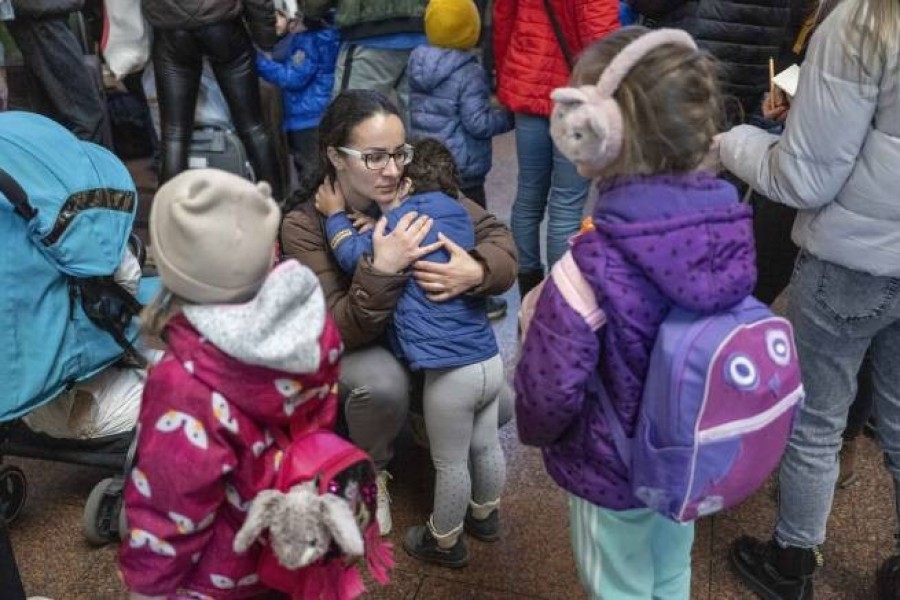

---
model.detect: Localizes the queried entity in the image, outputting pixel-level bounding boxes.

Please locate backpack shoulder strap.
[551,252,630,464]
[550,251,606,331]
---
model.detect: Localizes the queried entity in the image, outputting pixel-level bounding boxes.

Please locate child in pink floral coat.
[118,169,343,599]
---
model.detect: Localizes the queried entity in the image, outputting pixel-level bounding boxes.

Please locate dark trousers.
[287,127,319,186]
[153,19,285,200]
[7,14,107,145]
[0,519,25,600]
[460,183,487,209]
[751,192,874,439]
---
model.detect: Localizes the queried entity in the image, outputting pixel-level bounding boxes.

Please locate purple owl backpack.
[548,250,805,522]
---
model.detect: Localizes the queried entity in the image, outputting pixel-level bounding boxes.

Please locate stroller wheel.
[83,477,123,546]
[0,465,26,523]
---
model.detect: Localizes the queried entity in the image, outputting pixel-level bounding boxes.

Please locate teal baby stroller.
[0,111,157,547]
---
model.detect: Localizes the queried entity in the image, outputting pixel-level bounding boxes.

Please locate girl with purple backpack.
[515,27,759,598]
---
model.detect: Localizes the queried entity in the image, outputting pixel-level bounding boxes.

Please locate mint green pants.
[569,495,695,599]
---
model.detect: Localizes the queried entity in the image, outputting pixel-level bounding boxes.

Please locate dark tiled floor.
[7,133,898,598]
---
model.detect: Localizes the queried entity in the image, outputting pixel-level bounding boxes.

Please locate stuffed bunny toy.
[234,480,365,569]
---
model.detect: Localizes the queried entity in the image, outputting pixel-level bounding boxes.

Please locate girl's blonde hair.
[571,26,725,177]
[849,0,900,68]
[140,287,185,343]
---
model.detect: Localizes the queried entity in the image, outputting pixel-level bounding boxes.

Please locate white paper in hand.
[773,64,801,99]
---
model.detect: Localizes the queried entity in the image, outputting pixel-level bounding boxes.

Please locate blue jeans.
[776,252,900,549]
[511,113,590,273]
[569,495,694,599]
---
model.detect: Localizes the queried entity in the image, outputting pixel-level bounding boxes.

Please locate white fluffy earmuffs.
[550,29,699,173]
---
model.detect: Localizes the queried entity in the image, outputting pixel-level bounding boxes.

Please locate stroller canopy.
[0,112,139,422]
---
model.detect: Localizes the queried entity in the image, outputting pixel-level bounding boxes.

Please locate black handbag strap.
[0,167,37,221]
[542,0,575,69]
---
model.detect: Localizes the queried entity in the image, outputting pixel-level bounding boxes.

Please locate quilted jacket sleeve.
[515,281,601,446]
[492,0,517,92]
[458,64,514,140]
[719,4,878,210]
[118,362,237,596]
[324,211,374,273]
[573,0,619,52]
[463,197,518,296]
[256,39,318,92]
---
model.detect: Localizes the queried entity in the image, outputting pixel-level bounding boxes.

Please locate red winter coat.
[118,261,343,598]
[493,0,619,116]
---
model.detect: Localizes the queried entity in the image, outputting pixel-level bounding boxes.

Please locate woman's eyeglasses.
[338,145,414,170]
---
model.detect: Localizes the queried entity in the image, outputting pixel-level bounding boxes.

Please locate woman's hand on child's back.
[413,233,486,302]
[315,177,347,217]
[372,212,440,274]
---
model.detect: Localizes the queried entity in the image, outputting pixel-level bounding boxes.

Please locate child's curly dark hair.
[405,138,460,198]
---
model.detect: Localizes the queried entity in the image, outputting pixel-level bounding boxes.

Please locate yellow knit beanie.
[425,0,481,51]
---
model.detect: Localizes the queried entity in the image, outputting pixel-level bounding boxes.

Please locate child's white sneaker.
[375,470,393,536]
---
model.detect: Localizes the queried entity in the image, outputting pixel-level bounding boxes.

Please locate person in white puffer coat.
[718,1,900,598]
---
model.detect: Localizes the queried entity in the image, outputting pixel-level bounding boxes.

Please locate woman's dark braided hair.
[284,89,402,212]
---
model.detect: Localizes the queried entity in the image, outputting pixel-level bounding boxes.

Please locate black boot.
[730,536,821,599]
[878,554,900,600]
[403,523,468,568]
[464,507,500,542]
[518,270,544,299]
[486,297,508,320]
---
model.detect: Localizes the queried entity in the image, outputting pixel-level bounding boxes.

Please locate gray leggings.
[425,354,506,534]
[340,345,514,470]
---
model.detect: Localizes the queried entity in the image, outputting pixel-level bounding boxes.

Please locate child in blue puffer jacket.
[257,1,340,183]
[408,0,513,209]
[316,138,506,569]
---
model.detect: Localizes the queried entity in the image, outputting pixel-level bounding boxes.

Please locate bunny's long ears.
[319,494,365,557]
[233,489,286,554]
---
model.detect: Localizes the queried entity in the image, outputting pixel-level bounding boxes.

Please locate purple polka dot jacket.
[514,173,757,510]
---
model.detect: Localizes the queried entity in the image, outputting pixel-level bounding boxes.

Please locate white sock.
[470,497,500,520]
[427,515,463,549]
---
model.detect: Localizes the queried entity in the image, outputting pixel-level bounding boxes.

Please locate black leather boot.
[878,554,900,600]
[730,536,821,599]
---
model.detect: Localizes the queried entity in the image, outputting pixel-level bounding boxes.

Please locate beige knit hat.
[150,169,281,304]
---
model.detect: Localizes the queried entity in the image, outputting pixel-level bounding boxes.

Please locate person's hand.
[371,212,440,274]
[762,88,789,122]
[315,177,346,217]
[413,233,486,302]
[0,68,7,112]
[348,211,376,234]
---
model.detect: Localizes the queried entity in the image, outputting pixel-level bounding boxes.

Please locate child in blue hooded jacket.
[408,0,513,209]
[316,138,506,569]
[257,1,340,183]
